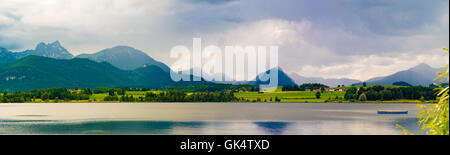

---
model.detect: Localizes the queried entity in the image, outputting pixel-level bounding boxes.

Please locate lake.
[0,103,423,135]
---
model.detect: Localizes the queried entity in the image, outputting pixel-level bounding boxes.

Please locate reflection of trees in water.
[8,121,206,135]
[254,122,291,135]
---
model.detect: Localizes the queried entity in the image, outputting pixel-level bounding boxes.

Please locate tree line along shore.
[0,83,441,103]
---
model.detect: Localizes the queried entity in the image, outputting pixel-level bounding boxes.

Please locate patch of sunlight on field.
[236,91,346,103]
[90,93,108,101]
[90,91,163,101]
[260,86,283,92]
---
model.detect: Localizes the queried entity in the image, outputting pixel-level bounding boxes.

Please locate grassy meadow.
[235,91,346,103]
[89,91,162,102]
[2,85,430,103]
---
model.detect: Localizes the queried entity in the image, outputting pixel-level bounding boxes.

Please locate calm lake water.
[0,103,423,135]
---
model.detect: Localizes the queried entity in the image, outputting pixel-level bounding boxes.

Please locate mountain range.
[250,67,297,87]
[290,64,443,87]
[0,41,72,64]
[289,73,361,87]
[0,41,445,91]
[0,41,203,92]
[0,55,204,92]
[0,41,170,72]
[354,63,443,86]
[76,46,171,71]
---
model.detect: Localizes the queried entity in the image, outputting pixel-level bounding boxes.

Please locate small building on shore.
[310,88,346,92]
[335,88,346,92]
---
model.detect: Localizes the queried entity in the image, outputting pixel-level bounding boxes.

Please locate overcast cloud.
[0,0,448,81]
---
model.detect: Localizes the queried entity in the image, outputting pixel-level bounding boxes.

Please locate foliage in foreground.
[399,48,449,135]
[417,48,449,135]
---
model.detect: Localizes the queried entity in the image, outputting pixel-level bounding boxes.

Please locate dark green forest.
[282,83,330,91]
[344,86,436,101]
[1,87,93,103]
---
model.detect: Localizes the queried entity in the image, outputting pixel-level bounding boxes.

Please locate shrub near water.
[399,48,449,135]
[417,48,449,135]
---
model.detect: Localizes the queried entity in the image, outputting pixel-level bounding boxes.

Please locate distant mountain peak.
[112,45,135,50]
[36,41,63,48]
[0,41,73,63]
[414,63,431,68]
[107,46,144,56]
[0,55,178,92]
[76,45,171,72]
[354,63,441,86]
[409,63,434,72]
[30,41,73,59]
[289,72,361,87]
[416,63,430,66]
[250,67,296,87]
[51,40,61,45]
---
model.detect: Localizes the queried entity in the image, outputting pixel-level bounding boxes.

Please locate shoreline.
[0,102,423,135]
[0,103,421,122]
[0,101,434,104]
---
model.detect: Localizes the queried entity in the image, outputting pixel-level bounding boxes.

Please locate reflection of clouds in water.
[0,119,419,135]
[2,121,266,135]
[15,115,49,117]
[282,120,404,135]
[170,121,406,135]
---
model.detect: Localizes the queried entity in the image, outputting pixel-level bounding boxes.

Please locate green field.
[3,87,429,103]
[235,91,346,103]
[90,93,109,101]
[89,91,162,102]
[90,90,346,103]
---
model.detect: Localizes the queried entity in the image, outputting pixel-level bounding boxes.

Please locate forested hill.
[250,67,297,87]
[76,46,171,71]
[0,56,203,92]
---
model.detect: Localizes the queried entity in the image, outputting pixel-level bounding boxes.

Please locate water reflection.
[0,119,419,135]
[0,121,206,135]
[254,122,291,135]
[0,103,422,135]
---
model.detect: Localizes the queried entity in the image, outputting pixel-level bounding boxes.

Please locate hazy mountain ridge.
[18,41,74,59]
[355,63,443,86]
[180,68,244,85]
[0,41,73,64]
[290,73,361,87]
[76,46,171,71]
[1,41,445,90]
[178,68,296,86]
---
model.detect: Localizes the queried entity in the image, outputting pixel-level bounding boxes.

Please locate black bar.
[0,135,447,153]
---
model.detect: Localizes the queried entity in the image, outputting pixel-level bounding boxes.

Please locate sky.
[0,0,449,81]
